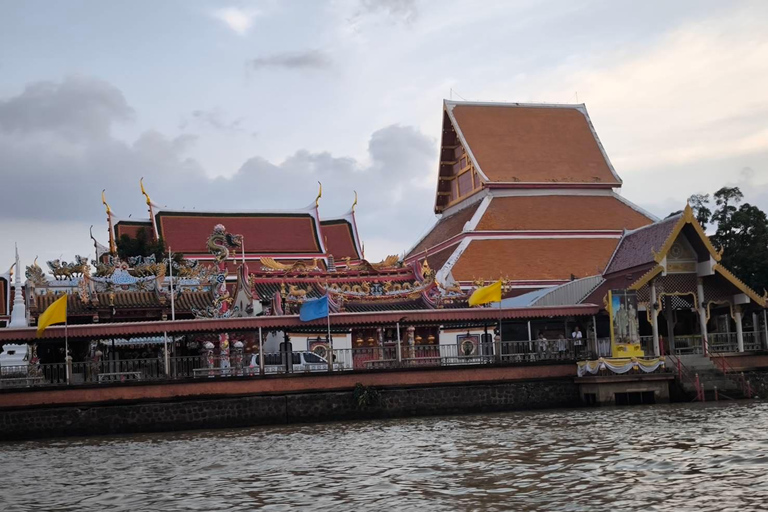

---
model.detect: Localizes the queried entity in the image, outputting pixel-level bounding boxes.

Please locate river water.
[2,402,768,511]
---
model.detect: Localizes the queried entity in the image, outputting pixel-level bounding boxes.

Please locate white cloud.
[212,7,260,35]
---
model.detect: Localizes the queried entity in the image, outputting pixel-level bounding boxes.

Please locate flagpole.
[163,331,170,377]
[65,314,70,385]
[327,302,333,373]
[169,247,175,322]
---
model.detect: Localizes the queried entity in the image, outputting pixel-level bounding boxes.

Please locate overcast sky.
[2,0,768,269]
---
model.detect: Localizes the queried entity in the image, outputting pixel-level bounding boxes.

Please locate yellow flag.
[37,294,67,337]
[468,280,502,307]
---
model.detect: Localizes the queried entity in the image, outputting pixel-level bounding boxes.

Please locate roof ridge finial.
[351,190,358,213]
[140,177,152,206]
[102,189,117,254]
[101,189,112,215]
[315,181,322,207]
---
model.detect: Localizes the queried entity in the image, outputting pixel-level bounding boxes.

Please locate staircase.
[668,354,746,400]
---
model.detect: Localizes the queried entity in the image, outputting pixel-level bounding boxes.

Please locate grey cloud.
[0,76,133,140]
[356,0,418,24]
[180,108,245,133]
[0,77,437,258]
[249,50,331,71]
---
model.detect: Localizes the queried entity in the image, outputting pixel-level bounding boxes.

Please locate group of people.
[535,326,584,359]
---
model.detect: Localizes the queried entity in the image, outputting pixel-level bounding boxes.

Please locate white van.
[250,351,344,373]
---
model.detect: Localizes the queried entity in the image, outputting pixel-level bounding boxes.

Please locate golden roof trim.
[628,265,663,291]
[653,204,721,264]
[713,264,766,307]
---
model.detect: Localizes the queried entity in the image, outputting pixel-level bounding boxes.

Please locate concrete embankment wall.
[0,364,579,440]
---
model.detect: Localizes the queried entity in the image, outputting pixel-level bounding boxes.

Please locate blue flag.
[299,295,329,322]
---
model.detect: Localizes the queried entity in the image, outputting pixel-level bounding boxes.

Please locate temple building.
[2,99,767,367]
[405,101,656,295]
[112,182,362,270]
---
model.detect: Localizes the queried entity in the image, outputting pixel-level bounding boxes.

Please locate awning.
[0,305,600,343]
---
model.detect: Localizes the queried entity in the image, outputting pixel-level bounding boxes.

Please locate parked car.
[249,351,344,373]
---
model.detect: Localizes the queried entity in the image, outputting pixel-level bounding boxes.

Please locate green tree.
[116,227,183,265]
[709,188,768,293]
[688,193,712,228]
[666,193,712,228]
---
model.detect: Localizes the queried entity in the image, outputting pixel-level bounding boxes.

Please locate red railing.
[674,356,704,401]
[711,352,754,398]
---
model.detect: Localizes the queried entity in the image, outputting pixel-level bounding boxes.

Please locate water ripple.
[2,402,768,511]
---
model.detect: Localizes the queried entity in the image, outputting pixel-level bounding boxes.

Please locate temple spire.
[8,244,27,328]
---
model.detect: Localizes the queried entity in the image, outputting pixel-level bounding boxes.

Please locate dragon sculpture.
[207,224,243,263]
[47,255,89,280]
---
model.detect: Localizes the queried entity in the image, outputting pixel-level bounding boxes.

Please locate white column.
[735,306,744,352]
[696,279,708,355]
[649,279,660,357]
[591,315,598,356]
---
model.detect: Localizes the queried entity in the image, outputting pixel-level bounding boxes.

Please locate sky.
[2,0,768,270]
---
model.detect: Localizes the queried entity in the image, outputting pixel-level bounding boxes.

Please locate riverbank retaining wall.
[0,365,579,440]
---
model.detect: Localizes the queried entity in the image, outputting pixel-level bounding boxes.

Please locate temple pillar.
[664,296,676,354]
[650,278,660,357]
[697,279,708,355]
[735,306,744,352]
[763,310,768,351]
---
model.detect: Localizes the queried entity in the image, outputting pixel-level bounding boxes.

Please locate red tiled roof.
[157,212,323,255]
[450,104,621,185]
[115,221,152,239]
[476,196,652,231]
[407,202,480,258]
[450,238,620,282]
[321,219,360,259]
[604,215,681,275]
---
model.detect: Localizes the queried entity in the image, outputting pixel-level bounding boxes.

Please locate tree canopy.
[116,227,183,264]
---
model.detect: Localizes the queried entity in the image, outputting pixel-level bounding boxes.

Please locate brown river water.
[2,402,768,511]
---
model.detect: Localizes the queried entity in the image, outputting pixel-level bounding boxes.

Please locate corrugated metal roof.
[0,305,600,342]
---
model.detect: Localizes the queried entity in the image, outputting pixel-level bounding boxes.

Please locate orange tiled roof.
[407,202,480,258]
[476,196,652,231]
[450,104,621,185]
[450,238,620,282]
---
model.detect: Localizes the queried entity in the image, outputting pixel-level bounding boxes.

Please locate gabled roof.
[406,201,481,259]
[115,220,152,239]
[476,195,653,231]
[156,210,325,256]
[604,214,682,275]
[445,100,622,187]
[321,208,362,261]
[605,205,722,276]
[449,238,620,283]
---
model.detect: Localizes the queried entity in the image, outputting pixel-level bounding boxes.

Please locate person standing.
[537,332,548,360]
[572,325,583,359]
[556,334,567,359]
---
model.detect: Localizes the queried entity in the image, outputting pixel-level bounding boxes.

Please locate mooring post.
[714,386,718,401]
[695,373,703,402]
